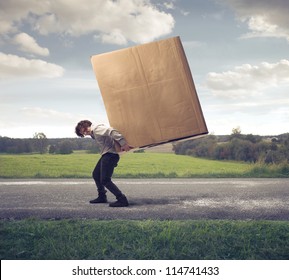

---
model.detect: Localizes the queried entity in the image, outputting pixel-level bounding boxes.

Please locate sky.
[1,0,289,139]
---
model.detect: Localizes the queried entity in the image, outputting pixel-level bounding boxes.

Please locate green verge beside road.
[1,219,289,260]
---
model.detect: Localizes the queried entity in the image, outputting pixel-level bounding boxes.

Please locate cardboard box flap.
[91,36,208,148]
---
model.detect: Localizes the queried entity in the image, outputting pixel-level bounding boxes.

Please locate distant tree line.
[2,129,289,164]
[173,129,289,164]
[0,133,100,154]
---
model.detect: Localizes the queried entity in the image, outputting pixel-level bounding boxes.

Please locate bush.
[174,133,289,164]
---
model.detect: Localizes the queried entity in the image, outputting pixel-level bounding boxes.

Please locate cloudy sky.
[1,0,289,138]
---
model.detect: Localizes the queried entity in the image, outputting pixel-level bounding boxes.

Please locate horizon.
[1,131,288,140]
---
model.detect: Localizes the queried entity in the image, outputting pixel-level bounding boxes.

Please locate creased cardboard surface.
[91,36,208,148]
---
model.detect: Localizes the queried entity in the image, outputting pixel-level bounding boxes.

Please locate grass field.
[0,152,288,178]
[1,219,289,260]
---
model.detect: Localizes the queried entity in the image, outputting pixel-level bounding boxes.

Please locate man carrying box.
[75,120,131,207]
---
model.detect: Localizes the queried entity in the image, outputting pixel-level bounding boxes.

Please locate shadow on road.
[129,196,192,206]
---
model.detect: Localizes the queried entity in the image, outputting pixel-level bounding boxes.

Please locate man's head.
[75,120,92,137]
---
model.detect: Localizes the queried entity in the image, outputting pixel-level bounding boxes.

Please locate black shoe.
[89,195,107,204]
[109,195,129,207]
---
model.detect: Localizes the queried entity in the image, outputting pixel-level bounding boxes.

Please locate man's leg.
[100,153,129,207]
[90,157,107,203]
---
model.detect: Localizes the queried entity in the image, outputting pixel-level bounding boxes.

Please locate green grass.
[116,153,252,178]
[1,219,289,260]
[1,152,287,178]
[0,153,95,178]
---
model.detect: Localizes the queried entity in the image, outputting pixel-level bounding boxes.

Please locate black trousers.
[92,153,123,198]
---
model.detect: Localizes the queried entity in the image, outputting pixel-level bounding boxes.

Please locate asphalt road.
[0,178,289,220]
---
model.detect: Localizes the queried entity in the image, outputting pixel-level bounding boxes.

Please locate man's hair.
[75,120,92,137]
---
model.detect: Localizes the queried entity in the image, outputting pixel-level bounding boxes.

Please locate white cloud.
[240,15,289,42]
[163,1,175,10]
[0,52,64,79]
[18,106,108,126]
[19,107,77,123]
[0,0,48,34]
[0,106,108,138]
[0,20,15,34]
[12,33,49,56]
[221,0,289,42]
[205,59,289,98]
[180,10,190,16]
[0,0,174,45]
[100,29,128,45]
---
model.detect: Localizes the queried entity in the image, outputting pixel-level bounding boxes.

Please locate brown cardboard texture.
[91,36,208,148]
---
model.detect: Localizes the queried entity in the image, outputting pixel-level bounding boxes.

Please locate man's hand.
[121,144,132,152]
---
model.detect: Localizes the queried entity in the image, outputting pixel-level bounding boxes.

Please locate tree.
[214,143,230,160]
[58,140,73,154]
[48,145,57,154]
[33,132,48,153]
[230,126,242,140]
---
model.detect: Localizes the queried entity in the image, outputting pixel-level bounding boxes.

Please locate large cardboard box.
[91,36,208,148]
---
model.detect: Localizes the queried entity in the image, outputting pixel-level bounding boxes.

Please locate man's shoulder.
[91,123,114,136]
[92,123,107,130]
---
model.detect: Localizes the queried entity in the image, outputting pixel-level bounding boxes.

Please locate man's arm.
[120,143,131,152]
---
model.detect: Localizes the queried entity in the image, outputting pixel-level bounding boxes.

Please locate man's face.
[80,127,90,137]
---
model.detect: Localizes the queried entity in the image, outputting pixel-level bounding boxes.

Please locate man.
[75,120,131,207]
